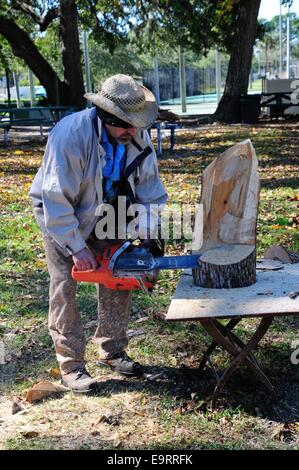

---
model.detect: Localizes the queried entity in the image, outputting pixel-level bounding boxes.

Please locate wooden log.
[193,244,256,288]
[192,139,259,288]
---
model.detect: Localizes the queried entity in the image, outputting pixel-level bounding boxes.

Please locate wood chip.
[256,259,284,270]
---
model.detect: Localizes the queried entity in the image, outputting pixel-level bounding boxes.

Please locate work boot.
[61,367,98,394]
[98,352,144,377]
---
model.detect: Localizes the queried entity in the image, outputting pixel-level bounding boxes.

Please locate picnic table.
[260,92,294,120]
[0,106,78,144]
[166,261,299,408]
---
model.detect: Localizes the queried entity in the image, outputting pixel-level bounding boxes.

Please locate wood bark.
[213,0,261,123]
[193,245,256,288]
[0,16,69,105]
[59,0,85,108]
[192,139,259,288]
[0,2,85,108]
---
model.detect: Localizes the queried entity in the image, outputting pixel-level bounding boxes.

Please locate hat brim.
[84,85,158,128]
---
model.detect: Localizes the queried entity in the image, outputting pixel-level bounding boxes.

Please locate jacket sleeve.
[41,128,87,255]
[134,131,168,239]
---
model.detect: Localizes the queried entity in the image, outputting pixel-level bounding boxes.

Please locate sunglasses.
[96,107,135,129]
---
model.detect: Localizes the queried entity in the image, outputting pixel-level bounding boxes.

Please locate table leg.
[214,320,260,369]
[200,317,275,408]
[170,127,175,150]
[198,318,241,371]
[213,319,275,393]
[156,123,162,156]
[4,128,8,145]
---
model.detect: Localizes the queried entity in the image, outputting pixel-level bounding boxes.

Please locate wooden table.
[166,263,299,408]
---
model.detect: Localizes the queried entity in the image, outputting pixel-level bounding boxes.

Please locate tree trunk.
[60,0,85,108]
[213,0,261,123]
[0,16,71,106]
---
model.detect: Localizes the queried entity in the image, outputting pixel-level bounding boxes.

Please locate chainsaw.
[71,240,200,291]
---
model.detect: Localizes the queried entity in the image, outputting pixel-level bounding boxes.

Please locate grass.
[0,121,298,450]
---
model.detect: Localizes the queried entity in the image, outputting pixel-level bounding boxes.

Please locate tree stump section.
[192,139,259,289]
[193,244,256,288]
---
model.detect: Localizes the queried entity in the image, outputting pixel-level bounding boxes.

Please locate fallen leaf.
[21,431,39,439]
[219,416,230,425]
[270,423,294,442]
[97,414,122,426]
[48,367,61,379]
[25,380,64,404]
[135,316,149,323]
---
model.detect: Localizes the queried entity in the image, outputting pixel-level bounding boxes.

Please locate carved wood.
[192,139,259,288]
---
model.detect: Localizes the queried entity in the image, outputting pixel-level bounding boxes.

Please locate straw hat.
[84,74,158,128]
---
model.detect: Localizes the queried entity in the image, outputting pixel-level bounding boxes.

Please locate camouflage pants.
[41,231,132,375]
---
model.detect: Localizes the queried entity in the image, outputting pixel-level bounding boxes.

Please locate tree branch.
[86,0,103,31]
[11,1,59,31]
[40,7,60,32]
[0,14,66,104]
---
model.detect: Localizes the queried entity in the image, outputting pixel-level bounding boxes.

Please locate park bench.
[0,106,78,144]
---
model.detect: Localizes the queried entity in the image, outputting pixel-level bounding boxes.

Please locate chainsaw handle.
[72,265,101,282]
[108,240,133,271]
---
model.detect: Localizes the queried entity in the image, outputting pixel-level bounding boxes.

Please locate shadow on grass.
[1,268,299,428]
[1,320,299,428]
[91,351,299,424]
[1,270,299,410]
[260,177,299,189]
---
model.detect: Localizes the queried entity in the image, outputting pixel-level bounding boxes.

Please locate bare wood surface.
[166,264,299,320]
[192,139,259,288]
[196,139,259,250]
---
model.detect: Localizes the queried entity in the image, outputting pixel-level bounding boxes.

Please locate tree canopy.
[0,0,293,121]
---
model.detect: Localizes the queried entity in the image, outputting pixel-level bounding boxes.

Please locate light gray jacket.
[29,107,167,255]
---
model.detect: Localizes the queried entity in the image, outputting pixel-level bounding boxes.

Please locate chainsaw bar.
[113,250,201,274]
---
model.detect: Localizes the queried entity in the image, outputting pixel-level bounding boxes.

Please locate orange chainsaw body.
[71,242,154,291]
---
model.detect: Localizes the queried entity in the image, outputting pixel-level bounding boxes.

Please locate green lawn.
[0,122,298,450]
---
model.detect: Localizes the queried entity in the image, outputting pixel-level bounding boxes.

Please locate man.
[29,74,167,393]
